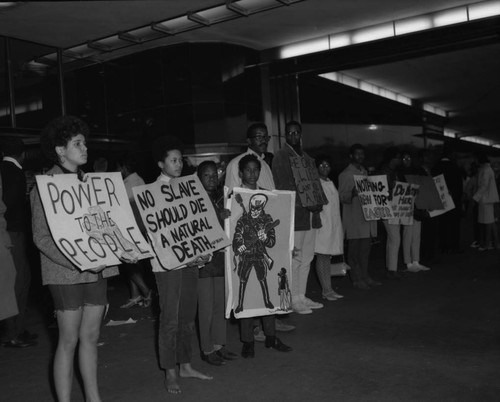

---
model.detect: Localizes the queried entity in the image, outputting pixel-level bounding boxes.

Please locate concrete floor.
[1,241,499,402]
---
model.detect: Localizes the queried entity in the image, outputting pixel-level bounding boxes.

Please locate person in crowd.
[234,154,292,358]
[225,123,275,193]
[464,161,480,248]
[196,160,238,366]
[225,123,295,333]
[433,146,464,253]
[0,137,37,348]
[314,155,345,300]
[378,147,404,279]
[416,149,439,264]
[31,116,124,402]
[116,154,152,308]
[473,151,499,250]
[272,121,324,314]
[400,150,430,272]
[150,136,212,394]
[339,144,380,290]
[0,173,18,323]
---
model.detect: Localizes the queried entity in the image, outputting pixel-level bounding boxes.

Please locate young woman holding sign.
[31,116,130,402]
[150,136,212,395]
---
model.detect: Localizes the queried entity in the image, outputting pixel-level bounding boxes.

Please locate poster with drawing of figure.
[225,188,295,319]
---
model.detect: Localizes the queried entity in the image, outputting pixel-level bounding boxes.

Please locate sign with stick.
[225,188,295,319]
[289,155,328,207]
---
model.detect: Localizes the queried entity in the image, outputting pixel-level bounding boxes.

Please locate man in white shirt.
[225,123,275,193]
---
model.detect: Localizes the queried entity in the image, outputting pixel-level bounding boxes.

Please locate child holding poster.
[196,161,238,366]
[31,116,124,402]
[234,154,292,358]
[150,136,212,394]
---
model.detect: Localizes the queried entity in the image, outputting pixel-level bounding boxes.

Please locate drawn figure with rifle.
[232,192,279,313]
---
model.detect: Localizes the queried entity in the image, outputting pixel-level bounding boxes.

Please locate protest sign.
[35,172,153,271]
[225,188,295,319]
[428,174,455,217]
[388,181,419,225]
[405,175,443,210]
[353,175,394,221]
[133,174,230,270]
[289,155,327,207]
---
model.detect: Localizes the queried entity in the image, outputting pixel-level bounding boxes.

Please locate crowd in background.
[1,116,499,399]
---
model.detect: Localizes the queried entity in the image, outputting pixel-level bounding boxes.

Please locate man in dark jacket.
[1,138,37,348]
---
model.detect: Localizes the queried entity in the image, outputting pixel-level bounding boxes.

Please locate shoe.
[120,296,142,308]
[302,296,323,309]
[470,241,480,248]
[412,262,430,271]
[386,271,402,280]
[406,263,422,273]
[265,336,292,352]
[18,330,38,342]
[322,292,339,301]
[201,351,226,366]
[141,290,153,308]
[365,278,381,287]
[253,326,265,342]
[2,338,37,348]
[353,281,370,290]
[241,342,255,358]
[292,301,313,315]
[216,346,238,360]
[275,320,295,332]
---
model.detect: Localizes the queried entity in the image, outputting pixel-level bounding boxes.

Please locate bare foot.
[165,369,181,394]
[179,363,213,380]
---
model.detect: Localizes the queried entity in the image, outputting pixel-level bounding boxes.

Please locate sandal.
[141,290,153,308]
[120,296,143,308]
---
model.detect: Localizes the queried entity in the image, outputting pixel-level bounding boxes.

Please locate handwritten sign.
[428,174,455,217]
[35,173,153,270]
[225,188,295,319]
[289,156,327,207]
[388,181,419,225]
[353,175,394,221]
[133,175,230,270]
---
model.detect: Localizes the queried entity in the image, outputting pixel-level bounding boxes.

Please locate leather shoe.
[216,347,238,360]
[386,271,402,280]
[201,351,226,366]
[353,281,370,290]
[365,278,381,287]
[241,342,255,358]
[265,336,292,352]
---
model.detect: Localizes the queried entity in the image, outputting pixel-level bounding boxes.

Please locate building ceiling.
[1,0,499,143]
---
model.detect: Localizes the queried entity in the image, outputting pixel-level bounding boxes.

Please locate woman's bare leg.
[54,309,83,402]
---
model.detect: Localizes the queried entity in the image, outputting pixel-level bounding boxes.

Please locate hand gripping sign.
[35,172,153,270]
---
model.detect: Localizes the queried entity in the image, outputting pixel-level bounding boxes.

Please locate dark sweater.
[0,160,27,232]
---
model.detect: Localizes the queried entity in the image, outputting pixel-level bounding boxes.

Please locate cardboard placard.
[388,181,419,225]
[35,173,153,270]
[225,188,295,319]
[133,175,230,270]
[289,155,328,207]
[353,175,394,221]
[405,174,444,210]
[428,174,456,217]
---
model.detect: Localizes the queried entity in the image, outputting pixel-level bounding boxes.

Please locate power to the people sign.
[35,173,153,270]
[133,174,230,270]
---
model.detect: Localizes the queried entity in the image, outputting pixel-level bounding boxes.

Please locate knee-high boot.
[259,279,274,309]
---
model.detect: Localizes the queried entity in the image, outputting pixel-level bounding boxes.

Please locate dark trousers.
[5,232,31,338]
[437,209,461,251]
[347,238,372,283]
[197,276,226,353]
[155,267,198,369]
[240,315,275,343]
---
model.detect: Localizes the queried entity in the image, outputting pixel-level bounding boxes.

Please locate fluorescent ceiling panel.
[351,22,394,44]
[432,7,468,27]
[468,0,500,19]
[394,15,433,35]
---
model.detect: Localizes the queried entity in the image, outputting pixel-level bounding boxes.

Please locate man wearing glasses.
[272,121,324,315]
[225,123,275,193]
